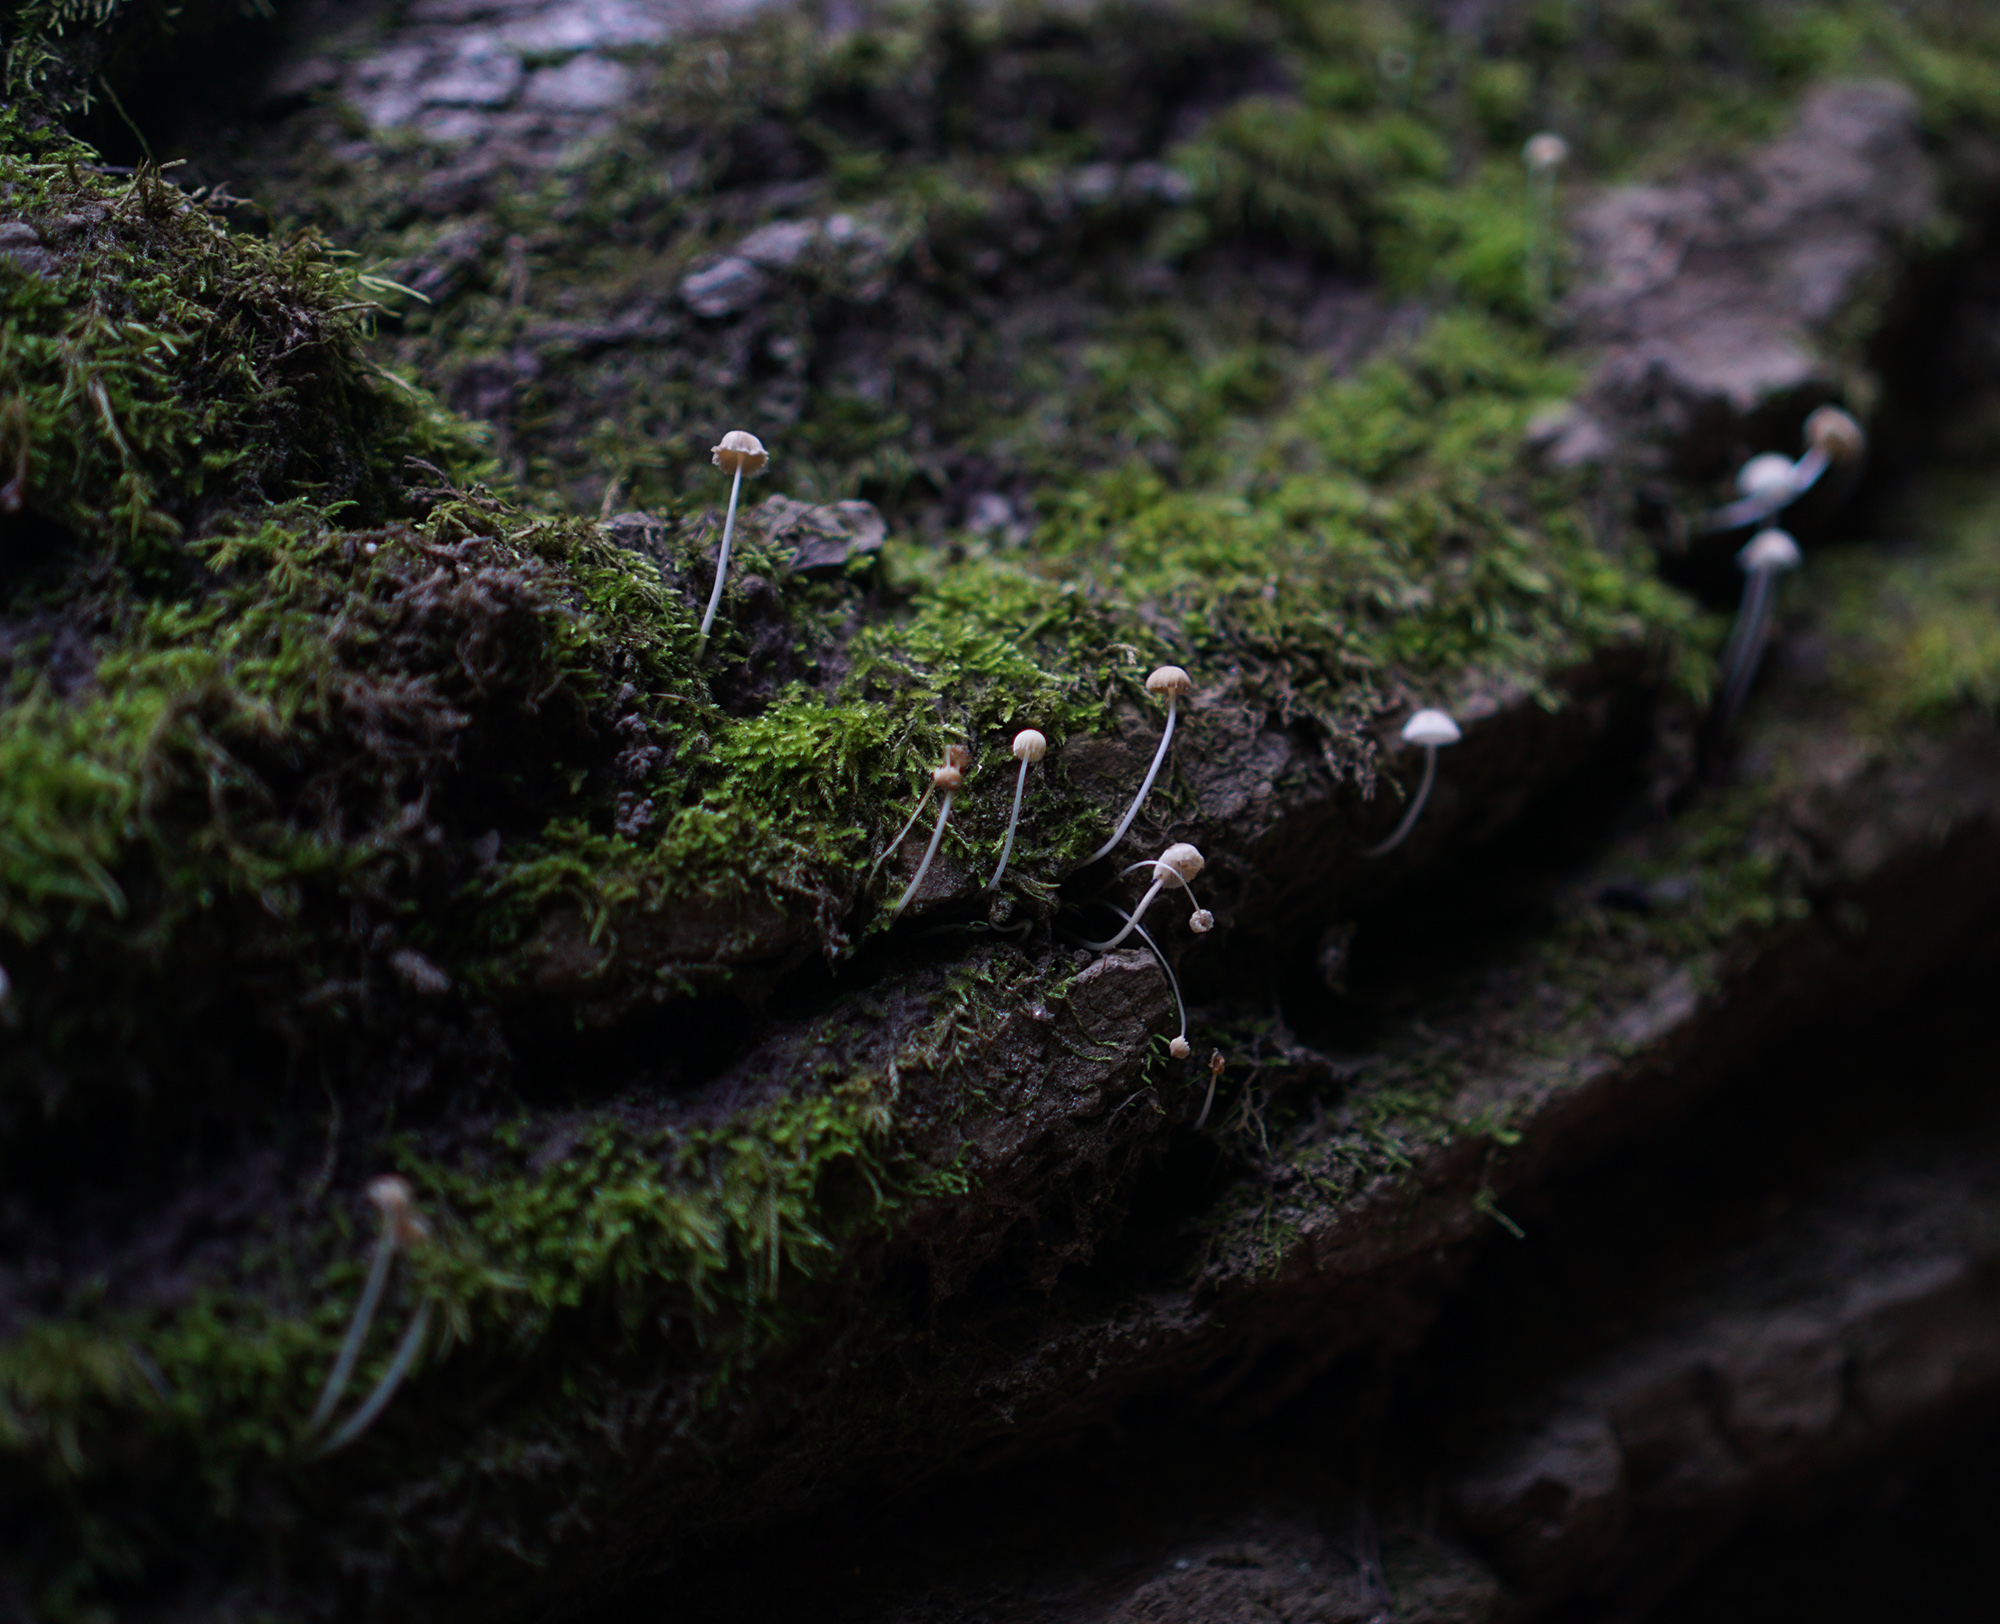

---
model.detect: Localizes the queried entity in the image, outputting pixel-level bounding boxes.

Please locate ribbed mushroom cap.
[711,430,770,477]
[944,743,973,770]
[1012,729,1048,764]
[1523,132,1569,170]
[1739,529,1803,573]
[932,765,965,792]
[1401,708,1462,748]
[1737,453,1799,503]
[1145,665,1193,699]
[1804,405,1866,461]
[1153,842,1205,886]
[1190,909,1215,933]
[1169,1037,1191,1059]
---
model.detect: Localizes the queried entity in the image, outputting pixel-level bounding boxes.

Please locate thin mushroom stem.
[1713,564,1778,734]
[1363,745,1437,858]
[1197,1052,1225,1131]
[867,785,934,889]
[306,1227,398,1436]
[1074,872,1168,952]
[893,791,956,917]
[987,759,1032,890]
[1087,696,1176,864]
[695,464,745,658]
[315,1299,433,1457]
[1098,902,1187,1061]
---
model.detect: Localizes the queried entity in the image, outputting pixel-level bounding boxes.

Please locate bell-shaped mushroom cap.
[1011,728,1048,763]
[1736,453,1799,503]
[1804,405,1866,461]
[366,1175,413,1218]
[1154,842,1205,885]
[1523,131,1570,170]
[944,743,973,770]
[1169,1036,1192,1059]
[1145,665,1193,699]
[1738,528,1803,573]
[711,430,770,477]
[1401,708,1462,748]
[932,765,965,792]
[1190,909,1215,933]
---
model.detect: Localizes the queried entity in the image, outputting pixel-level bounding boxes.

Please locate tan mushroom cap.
[1012,728,1048,764]
[944,743,973,771]
[932,765,965,792]
[1154,842,1205,886]
[711,429,770,477]
[1804,405,1866,461]
[1146,665,1193,699]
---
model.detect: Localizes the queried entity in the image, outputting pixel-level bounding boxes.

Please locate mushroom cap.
[1804,405,1866,461]
[944,743,973,770]
[1190,909,1215,933]
[1523,131,1569,171]
[932,765,965,792]
[1736,453,1799,503]
[1012,728,1048,764]
[1168,1036,1191,1059]
[1738,528,1803,573]
[1153,842,1205,886]
[1400,708,1461,748]
[711,429,770,477]
[1145,664,1193,700]
[366,1175,413,1218]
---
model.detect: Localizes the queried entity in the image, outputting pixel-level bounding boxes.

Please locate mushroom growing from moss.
[1087,665,1192,864]
[1712,527,1802,736]
[1364,709,1461,856]
[1076,842,1207,951]
[892,747,972,917]
[986,728,1048,891]
[1523,131,1569,309]
[307,1175,428,1443]
[696,429,770,658]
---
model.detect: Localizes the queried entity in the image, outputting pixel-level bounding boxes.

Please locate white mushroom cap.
[1736,453,1799,503]
[1169,1036,1191,1059]
[711,430,770,477]
[1804,405,1866,460]
[932,764,965,792]
[1190,909,1214,933]
[1146,665,1193,699]
[1153,842,1205,886]
[1523,132,1569,171]
[366,1175,412,1218]
[1401,708,1461,748]
[1738,529,1803,573]
[1012,728,1048,764]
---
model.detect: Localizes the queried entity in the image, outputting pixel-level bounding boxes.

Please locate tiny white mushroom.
[986,728,1048,891]
[696,429,771,659]
[1087,665,1193,864]
[1713,527,1803,735]
[307,1175,428,1440]
[1364,708,1462,857]
[893,751,970,917]
[1706,408,1868,532]
[1076,842,1206,951]
[1522,131,1569,309]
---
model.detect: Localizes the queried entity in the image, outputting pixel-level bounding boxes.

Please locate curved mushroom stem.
[1713,564,1780,736]
[867,786,935,890]
[315,1299,433,1457]
[1086,696,1177,864]
[695,465,746,658]
[1363,744,1438,858]
[307,1225,400,1436]
[893,791,956,917]
[986,757,1033,890]
[1074,872,1168,951]
[1097,902,1187,1061]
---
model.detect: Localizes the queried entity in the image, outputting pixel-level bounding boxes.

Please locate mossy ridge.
[0,116,471,569]
[0,944,1128,1617]
[1184,478,2000,1288]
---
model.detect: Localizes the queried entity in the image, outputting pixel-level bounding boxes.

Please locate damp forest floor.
[8,0,2000,1619]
